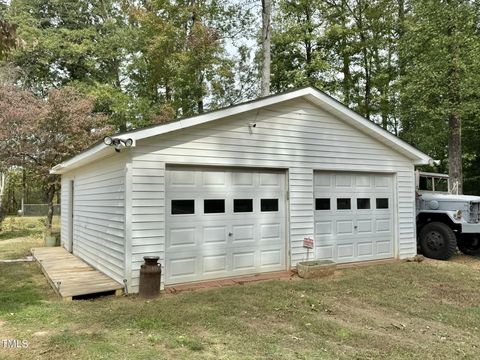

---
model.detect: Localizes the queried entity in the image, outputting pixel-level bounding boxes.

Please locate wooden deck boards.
[32,247,124,301]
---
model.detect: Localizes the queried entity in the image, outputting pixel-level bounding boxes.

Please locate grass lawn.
[0,216,59,259]
[1,223,480,359]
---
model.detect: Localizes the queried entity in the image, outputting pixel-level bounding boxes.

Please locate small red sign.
[303,237,314,249]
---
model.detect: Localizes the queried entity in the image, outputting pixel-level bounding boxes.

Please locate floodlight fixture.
[103,136,134,152]
[103,136,113,145]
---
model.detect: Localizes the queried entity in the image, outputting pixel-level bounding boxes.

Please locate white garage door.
[314,172,394,263]
[165,167,286,285]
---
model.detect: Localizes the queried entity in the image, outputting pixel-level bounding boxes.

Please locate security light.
[104,136,134,152]
[103,136,113,145]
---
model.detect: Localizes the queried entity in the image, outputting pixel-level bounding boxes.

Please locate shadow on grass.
[0,229,42,241]
[0,263,49,315]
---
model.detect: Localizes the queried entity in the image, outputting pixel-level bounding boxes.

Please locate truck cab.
[416,171,480,259]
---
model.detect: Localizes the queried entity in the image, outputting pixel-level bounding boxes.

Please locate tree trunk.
[342,51,351,105]
[361,48,371,120]
[261,0,271,97]
[165,84,172,102]
[0,172,6,229]
[379,46,392,130]
[397,0,406,77]
[197,72,204,113]
[45,184,56,232]
[304,5,313,80]
[448,112,462,194]
[22,166,26,207]
[447,6,463,194]
[341,0,352,105]
[356,1,371,120]
[197,99,204,113]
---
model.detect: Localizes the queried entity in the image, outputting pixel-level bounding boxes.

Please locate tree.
[127,0,243,120]
[271,0,403,131]
[0,7,16,61]
[399,0,480,194]
[5,0,137,131]
[6,0,127,91]
[0,20,16,60]
[0,86,110,230]
[270,0,329,92]
[260,0,271,96]
[5,0,255,130]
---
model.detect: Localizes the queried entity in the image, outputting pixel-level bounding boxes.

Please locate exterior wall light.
[103,136,134,152]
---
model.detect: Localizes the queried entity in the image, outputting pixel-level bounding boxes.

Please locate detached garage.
[51,87,432,293]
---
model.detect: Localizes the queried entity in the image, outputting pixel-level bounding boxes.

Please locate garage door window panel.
[171,200,195,215]
[315,198,330,210]
[376,198,389,209]
[234,199,253,213]
[204,199,225,214]
[261,199,279,212]
[357,198,371,210]
[337,198,351,210]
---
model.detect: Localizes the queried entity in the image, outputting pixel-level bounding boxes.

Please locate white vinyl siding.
[130,161,166,292]
[130,98,417,289]
[60,175,72,251]
[289,168,314,263]
[65,155,127,284]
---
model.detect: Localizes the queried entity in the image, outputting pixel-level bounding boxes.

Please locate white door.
[314,172,394,263]
[165,166,286,285]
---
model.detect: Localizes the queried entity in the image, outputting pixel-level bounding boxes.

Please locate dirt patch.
[33,331,49,337]
[449,254,480,270]
[307,297,479,359]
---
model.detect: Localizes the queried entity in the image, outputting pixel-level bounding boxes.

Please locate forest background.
[1,0,479,224]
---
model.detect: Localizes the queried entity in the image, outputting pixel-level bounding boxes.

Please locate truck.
[416,171,480,260]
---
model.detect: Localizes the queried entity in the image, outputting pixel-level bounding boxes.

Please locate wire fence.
[20,204,61,216]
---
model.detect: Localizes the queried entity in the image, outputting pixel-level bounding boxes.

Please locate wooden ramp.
[32,247,124,301]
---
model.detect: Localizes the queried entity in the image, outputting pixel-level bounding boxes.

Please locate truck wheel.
[419,222,457,260]
[457,234,480,256]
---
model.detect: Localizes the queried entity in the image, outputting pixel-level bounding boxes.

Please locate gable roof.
[51,86,432,174]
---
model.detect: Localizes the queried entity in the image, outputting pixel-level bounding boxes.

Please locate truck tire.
[419,222,457,260]
[457,234,480,256]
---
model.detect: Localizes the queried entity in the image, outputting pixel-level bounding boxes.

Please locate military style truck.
[416,171,480,260]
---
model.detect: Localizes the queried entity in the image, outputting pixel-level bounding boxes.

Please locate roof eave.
[302,90,432,164]
[126,88,314,141]
[50,143,109,175]
[413,158,434,166]
[50,88,315,174]
[51,86,432,174]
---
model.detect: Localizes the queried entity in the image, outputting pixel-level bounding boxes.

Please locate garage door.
[165,167,286,285]
[314,172,394,263]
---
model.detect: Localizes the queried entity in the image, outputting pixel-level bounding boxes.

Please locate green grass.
[0,217,44,240]
[1,220,480,359]
[0,216,59,259]
[1,259,480,359]
[0,263,54,314]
